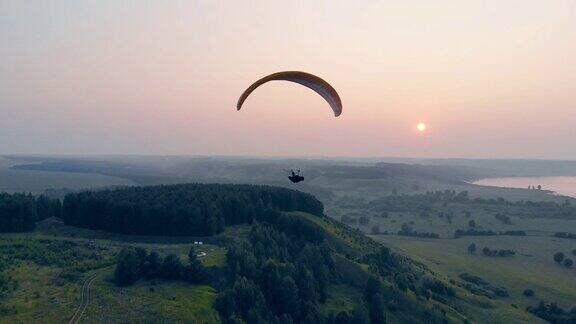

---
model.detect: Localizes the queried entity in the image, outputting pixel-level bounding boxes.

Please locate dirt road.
[68,273,98,324]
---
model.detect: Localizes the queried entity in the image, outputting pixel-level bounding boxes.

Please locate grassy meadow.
[0,224,225,323]
[83,268,219,323]
[324,181,576,323]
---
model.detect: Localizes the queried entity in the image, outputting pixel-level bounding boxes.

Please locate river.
[474,176,576,198]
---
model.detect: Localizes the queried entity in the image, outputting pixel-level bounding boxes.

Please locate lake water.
[474,176,576,198]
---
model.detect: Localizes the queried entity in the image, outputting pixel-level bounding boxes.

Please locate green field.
[323,181,576,323]
[83,268,219,323]
[0,264,81,323]
[340,194,576,311]
[376,235,575,315]
[0,227,224,323]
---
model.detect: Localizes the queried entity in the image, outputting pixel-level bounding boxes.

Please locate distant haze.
[1,1,575,158]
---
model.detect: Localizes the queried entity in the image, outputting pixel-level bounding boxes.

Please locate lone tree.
[554,252,565,264]
[563,258,573,268]
[362,277,387,323]
[183,245,207,284]
[142,251,161,279]
[468,220,476,228]
[572,249,576,256]
[188,246,198,264]
[467,243,477,254]
[115,249,141,286]
[160,254,184,280]
[371,225,380,235]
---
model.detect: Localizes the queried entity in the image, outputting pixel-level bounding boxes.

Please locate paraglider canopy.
[237,71,340,184]
[237,71,342,117]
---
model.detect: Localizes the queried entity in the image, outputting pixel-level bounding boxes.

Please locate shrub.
[523,289,535,297]
[420,275,455,298]
[495,214,512,225]
[553,252,565,264]
[563,258,573,268]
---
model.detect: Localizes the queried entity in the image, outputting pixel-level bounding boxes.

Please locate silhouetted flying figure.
[288,169,304,183]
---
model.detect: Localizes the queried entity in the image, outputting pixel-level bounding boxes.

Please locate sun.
[416,122,426,132]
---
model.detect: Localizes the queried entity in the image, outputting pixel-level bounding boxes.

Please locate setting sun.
[417,123,427,132]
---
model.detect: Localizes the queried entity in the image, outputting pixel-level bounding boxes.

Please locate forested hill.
[62,183,323,236]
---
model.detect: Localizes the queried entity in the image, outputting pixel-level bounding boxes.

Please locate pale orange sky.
[1,1,575,158]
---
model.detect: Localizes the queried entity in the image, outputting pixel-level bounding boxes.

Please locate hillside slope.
[0,183,550,323]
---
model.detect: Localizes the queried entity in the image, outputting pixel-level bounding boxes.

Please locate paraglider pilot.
[288,169,304,183]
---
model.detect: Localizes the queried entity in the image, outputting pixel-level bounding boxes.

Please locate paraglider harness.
[287,169,304,183]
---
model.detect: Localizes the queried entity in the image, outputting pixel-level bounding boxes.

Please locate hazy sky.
[1,1,575,158]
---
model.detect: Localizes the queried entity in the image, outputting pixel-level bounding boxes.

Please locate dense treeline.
[527,301,576,323]
[370,190,576,220]
[216,216,337,323]
[454,229,497,238]
[0,193,61,232]
[398,223,439,239]
[114,246,207,286]
[501,230,526,236]
[113,208,388,322]
[481,247,516,257]
[215,208,420,323]
[62,184,323,236]
[456,229,526,238]
[554,232,576,239]
[362,245,458,314]
[457,273,509,298]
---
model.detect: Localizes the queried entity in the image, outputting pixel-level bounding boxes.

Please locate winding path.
[69,273,98,324]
